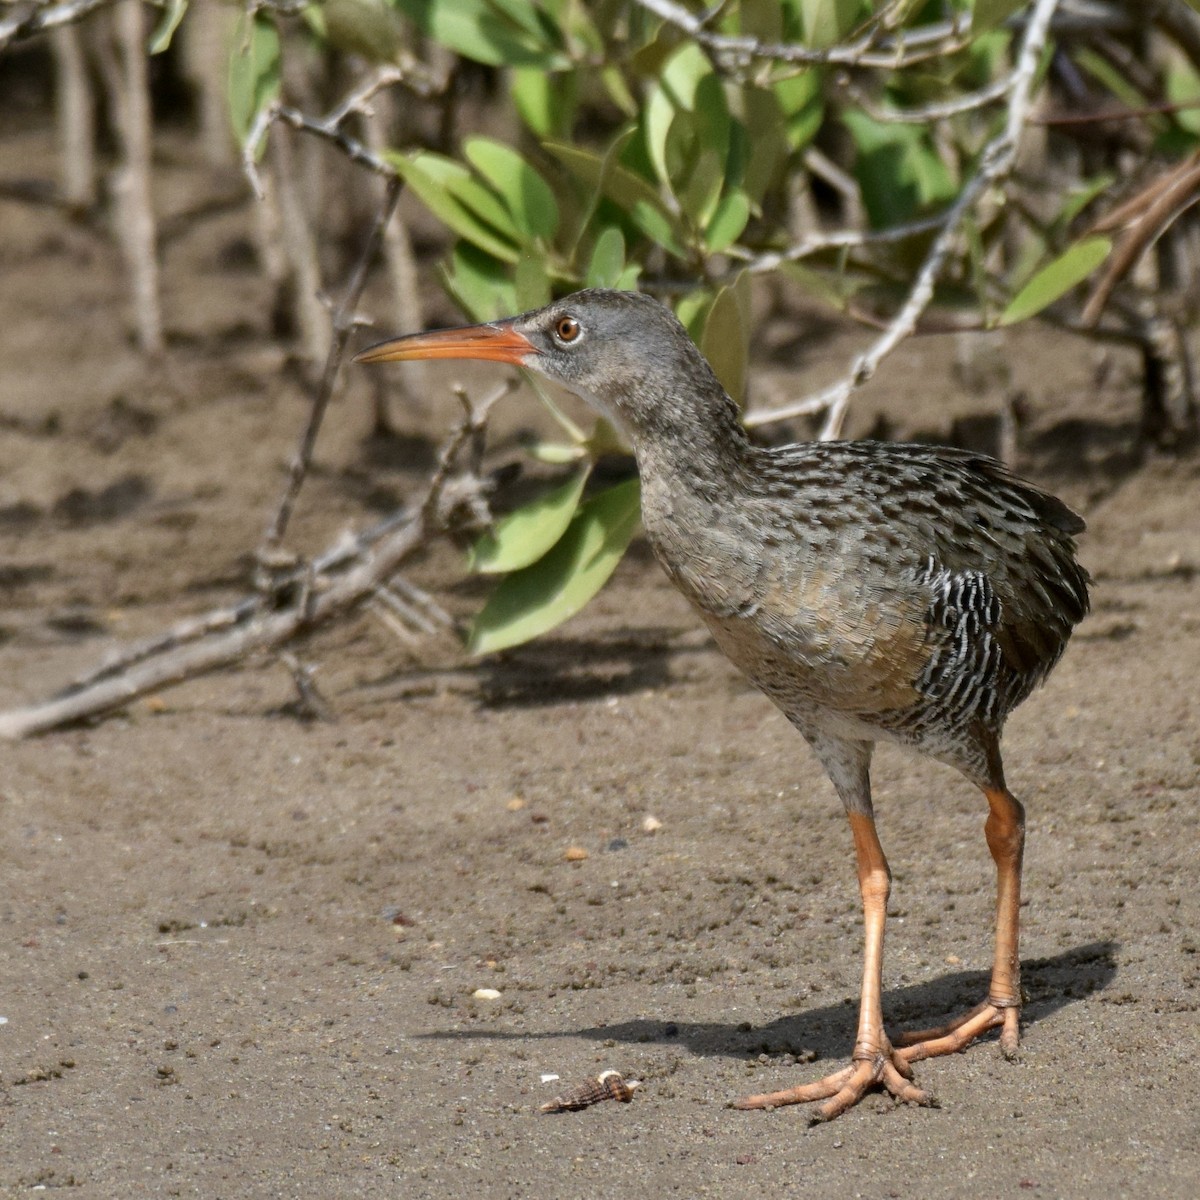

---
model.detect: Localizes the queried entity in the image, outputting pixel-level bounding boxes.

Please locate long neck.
[619,358,753,499]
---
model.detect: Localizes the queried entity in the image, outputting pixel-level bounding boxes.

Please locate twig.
[52,21,97,211]
[279,652,333,720]
[268,125,328,363]
[259,176,404,554]
[1032,98,1200,126]
[243,102,395,198]
[1081,150,1200,326]
[837,71,1014,124]
[0,0,112,49]
[747,0,1063,439]
[100,0,163,355]
[633,0,971,70]
[0,384,510,740]
[731,212,945,274]
[62,505,419,696]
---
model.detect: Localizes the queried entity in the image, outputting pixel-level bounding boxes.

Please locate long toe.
[897,1001,1019,1064]
[735,1049,936,1121]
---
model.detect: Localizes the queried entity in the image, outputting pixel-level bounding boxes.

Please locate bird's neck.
[625,382,753,497]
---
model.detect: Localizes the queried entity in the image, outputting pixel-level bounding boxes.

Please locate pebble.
[564,846,589,862]
[642,815,662,833]
[472,988,502,1001]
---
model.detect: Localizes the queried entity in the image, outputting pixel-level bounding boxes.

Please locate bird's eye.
[554,316,581,344]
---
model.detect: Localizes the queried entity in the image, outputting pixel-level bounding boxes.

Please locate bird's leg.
[735,810,934,1120]
[898,786,1024,1060]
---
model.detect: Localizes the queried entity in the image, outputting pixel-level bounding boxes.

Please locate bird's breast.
[639,480,928,717]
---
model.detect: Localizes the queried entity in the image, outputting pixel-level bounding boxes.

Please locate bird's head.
[354,289,738,451]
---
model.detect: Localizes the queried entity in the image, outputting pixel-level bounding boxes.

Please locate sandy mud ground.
[1,121,1198,1198]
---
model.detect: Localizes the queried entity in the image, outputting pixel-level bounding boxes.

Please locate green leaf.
[512,68,578,138]
[514,249,552,310]
[678,145,725,228]
[586,227,626,288]
[1055,173,1117,230]
[1166,61,1200,136]
[227,12,280,146]
[321,0,404,61]
[675,290,712,340]
[468,479,641,654]
[644,43,726,190]
[545,141,686,256]
[464,138,559,240]
[1072,47,1149,114]
[739,0,785,41]
[148,0,187,54]
[999,237,1112,327]
[971,0,1025,34]
[442,243,517,322]
[393,0,567,68]
[704,189,751,252]
[702,276,751,405]
[777,261,861,312]
[616,262,643,290]
[739,86,790,201]
[469,469,591,574]
[386,152,521,263]
[842,111,956,228]
[773,69,824,152]
[799,0,868,48]
[523,441,588,465]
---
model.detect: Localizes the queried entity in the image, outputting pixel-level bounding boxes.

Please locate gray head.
[355,289,742,453]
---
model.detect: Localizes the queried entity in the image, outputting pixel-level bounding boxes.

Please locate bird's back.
[640,439,1090,752]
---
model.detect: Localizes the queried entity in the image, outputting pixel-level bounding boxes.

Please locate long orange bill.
[353,320,537,366]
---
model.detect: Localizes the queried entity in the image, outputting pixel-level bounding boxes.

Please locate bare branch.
[0,0,112,50]
[259,176,405,553]
[732,212,945,275]
[1081,150,1200,326]
[748,0,1063,439]
[837,71,1014,124]
[240,57,449,198]
[633,0,971,70]
[0,383,511,740]
[100,0,163,355]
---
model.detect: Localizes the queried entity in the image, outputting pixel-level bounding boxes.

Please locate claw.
[735,1046,935,1119]
[897,1000,1021,1064]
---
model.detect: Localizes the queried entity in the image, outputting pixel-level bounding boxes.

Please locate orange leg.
[898,786,1024,1061]
[735,811,935,1120]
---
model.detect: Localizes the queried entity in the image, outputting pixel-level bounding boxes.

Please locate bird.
[355,288,1090,1121]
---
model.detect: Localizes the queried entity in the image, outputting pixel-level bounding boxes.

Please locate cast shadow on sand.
[357,624,708,709]
[421,942,1117,1066]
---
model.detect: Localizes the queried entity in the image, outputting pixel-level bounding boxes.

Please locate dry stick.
[259,175,404,554]
[0,385,508,741]
[1081,153,1200,326]
[364,97,429,408]
[182,0,236,167]
[63,503,419,696]
[746,0,1063,438]
[0,0,113,49]
[0,511,427,741]
[52,22,97,211]
[269,127,328,364]
[633,0,971,70]
[103,0,163,355]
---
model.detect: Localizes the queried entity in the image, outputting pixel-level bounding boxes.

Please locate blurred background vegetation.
[2,0,1198,653]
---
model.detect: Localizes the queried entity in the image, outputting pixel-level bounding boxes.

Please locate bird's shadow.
[419,942,1117,1065]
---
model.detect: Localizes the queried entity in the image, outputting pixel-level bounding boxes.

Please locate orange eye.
[555,316,581,343]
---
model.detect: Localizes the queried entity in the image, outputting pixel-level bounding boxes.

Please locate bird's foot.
[733,1044,937,1123]
[896,999,1020,1062]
